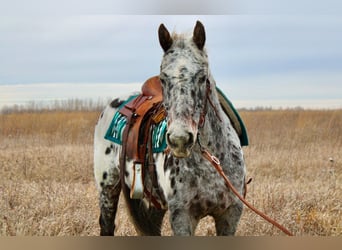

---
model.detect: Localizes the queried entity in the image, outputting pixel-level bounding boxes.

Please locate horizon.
[1,82,341,111]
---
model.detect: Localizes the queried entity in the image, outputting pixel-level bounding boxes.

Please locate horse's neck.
[199,78,228,149]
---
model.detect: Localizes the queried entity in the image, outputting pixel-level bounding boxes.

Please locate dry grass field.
[0,109,341,236]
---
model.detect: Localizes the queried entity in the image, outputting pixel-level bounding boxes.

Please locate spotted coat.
[93,21,246,236]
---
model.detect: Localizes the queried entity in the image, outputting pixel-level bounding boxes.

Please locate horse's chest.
[164,162,232,216]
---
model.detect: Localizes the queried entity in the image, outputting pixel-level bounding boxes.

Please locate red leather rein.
[198,139,294,236]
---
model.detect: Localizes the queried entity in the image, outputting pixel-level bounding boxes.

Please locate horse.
[93,21,247,236]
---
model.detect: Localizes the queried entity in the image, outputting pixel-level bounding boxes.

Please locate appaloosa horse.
[93,21,246,236]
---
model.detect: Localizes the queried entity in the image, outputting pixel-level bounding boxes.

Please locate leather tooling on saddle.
[105,96,167,153]
[104,76,248,203]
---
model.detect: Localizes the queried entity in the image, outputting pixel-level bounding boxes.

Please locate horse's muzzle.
[166,124,196,158]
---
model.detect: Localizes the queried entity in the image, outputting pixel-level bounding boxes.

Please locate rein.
[198,140,293,236]
[196,81,294,236]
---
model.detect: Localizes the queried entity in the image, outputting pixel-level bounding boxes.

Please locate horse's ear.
[158,24,173,52]
[193,21,206,50]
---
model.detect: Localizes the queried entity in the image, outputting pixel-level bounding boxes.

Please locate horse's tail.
[122,185,166,235]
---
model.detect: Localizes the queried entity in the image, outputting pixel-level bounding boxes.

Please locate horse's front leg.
[214,201,243,236]
[169,206,198,236]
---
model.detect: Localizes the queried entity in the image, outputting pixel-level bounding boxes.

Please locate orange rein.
[198,141,294,236]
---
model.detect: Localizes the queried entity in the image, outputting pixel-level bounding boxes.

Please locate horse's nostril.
[166,132,176,148]
[185,132,194,148]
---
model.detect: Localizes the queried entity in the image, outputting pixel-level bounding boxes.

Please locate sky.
[0,2,341,109]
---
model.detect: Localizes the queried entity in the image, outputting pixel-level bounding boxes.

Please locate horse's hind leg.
[94,128,121,235]
[123,187,166,235]
[214,201,243,236]
[99,183,121,235]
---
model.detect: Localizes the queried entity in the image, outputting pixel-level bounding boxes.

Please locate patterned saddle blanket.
[105,94,167,153]
[104,87,248,152]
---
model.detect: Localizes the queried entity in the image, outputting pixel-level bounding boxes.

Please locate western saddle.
[119,76,165,206]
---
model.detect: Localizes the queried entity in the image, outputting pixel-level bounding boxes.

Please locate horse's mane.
[170,32,208,55]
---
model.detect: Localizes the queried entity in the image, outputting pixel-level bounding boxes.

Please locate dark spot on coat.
[163,155,170,171]
[231,152,239,162]
[105,147,111,155]
[110,98,124,108]
[175,167,180,175]
[178,178,183,183]
[194,194,200,200]
[232,144,240,151]
[103,172,108,180]
[190,177,197,188]
[231,147,242,164]
[170,177,175,188]
[164,155,174,171]
[170,208,182,223]
[220,153,225,161]
[220,203,227,210]
[167,49,175,55]
[189,203,202,220]
[175,159,179,165]
[100,182,104,187]
[100,112,104,119]
[206,200,213,207]
[173,189,177,196]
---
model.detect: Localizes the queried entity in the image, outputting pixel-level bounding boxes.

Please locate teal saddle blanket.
[104,95,167,153]
[104,89,248,153]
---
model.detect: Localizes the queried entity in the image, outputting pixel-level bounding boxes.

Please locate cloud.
[0,15,341,108]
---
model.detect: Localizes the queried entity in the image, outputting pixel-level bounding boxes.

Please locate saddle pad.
[104,94,168,153]
[216,87,249,146]
[104,88,248,151]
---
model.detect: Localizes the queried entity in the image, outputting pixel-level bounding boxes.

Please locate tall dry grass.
[0,109,341,236]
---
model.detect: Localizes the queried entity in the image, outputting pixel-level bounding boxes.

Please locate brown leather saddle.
[119,76,166,206]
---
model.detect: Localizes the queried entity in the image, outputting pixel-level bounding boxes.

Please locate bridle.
[198,78,222,129]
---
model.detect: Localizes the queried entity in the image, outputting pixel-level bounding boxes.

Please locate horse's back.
[93,93,137,190]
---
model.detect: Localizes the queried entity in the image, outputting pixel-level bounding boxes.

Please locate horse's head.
[158,21,209,158]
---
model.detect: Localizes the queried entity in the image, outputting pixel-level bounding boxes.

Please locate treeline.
[238,106,306,111]
[1,98,112,114]
[1,99,332,114]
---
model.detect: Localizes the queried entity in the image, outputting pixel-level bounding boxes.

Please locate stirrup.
[130,162,144,199]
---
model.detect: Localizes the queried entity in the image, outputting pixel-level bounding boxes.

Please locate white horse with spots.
[94,21,246,236]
